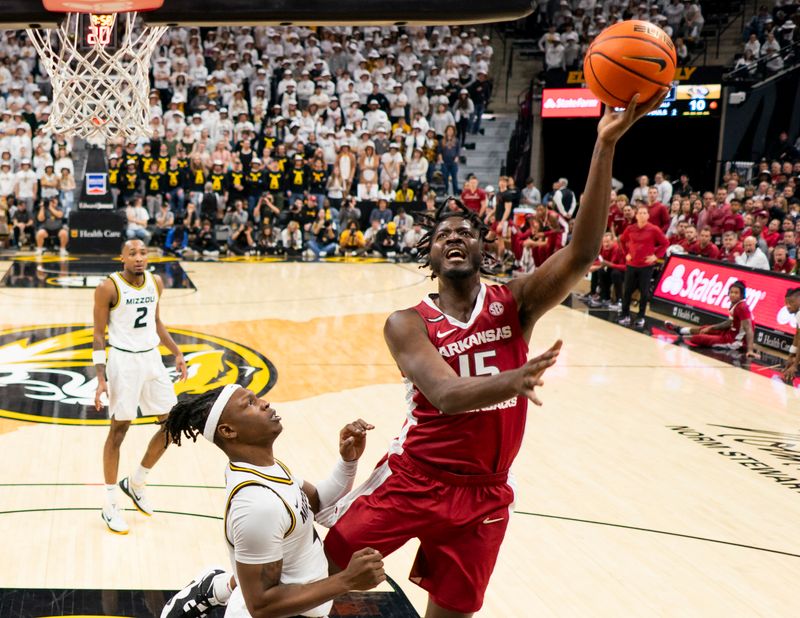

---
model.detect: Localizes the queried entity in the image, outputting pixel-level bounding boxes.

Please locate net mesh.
[27,12,167,142]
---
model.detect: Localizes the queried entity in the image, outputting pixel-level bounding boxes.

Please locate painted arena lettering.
[438,326,513,358]
[708,425,800,468]
[667,426,800,494]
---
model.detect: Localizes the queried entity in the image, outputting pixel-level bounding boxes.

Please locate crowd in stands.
[576,148,800,323]
[733,1,799,79]
[0,23,494,257]
[535,0,708,78]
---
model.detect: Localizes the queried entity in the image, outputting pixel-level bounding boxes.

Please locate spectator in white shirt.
[654,171,673,205]
[0,161,15,196]
[735,236,770,270]
[13,159,37,207]
[126,198,151,244]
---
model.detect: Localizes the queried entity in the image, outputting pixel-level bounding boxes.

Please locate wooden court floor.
[0,259,798,617]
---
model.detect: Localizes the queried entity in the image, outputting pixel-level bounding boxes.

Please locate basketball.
[583,20,677,107]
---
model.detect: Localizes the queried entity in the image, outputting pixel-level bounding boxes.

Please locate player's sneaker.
[101,505,129,535]
[662,320,679,332]
[617,316,631,326]
[161,567,227,618]
[635,318,646,328]
[119,477,153,516]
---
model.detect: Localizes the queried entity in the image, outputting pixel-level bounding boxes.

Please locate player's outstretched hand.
[95,379,108,412]
[784,363,797,382]
[341,547,386,590]
[514,339,563,406]
[339,419,375,462]
[596,88,669,144]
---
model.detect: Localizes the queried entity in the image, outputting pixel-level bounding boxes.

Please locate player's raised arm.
[384,309,561,413]
[507,90,668,337]
[304,419,373,523]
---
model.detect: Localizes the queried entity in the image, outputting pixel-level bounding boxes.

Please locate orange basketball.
[583,20,677,108]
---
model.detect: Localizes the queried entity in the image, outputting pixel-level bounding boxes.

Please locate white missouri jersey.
[224,460,331,618]
[107,271,160,352]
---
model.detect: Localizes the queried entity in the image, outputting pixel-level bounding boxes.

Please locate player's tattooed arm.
[237,549,384,618]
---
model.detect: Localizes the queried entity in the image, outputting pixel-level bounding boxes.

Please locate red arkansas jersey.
[389,283,529,476]
[729,299,753,342]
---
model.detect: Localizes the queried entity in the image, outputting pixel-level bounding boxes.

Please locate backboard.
[0,0,534,27]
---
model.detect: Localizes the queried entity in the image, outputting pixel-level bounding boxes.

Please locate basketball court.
[0,257,797,616]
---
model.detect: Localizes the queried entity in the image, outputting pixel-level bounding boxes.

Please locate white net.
[27,12,167,142]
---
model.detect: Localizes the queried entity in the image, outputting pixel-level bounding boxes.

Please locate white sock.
[679,327,691,335]
[132,465,150,489]
[211,572,234,604]
[105,484,117,510]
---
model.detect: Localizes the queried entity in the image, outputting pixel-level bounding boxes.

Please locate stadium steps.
[458,113,517,185]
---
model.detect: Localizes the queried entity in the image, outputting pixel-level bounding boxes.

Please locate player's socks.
[132,464,150,490]
[105,484,117,511]
[211,572,234,604]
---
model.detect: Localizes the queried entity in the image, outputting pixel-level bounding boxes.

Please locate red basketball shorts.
[324,452,515,614]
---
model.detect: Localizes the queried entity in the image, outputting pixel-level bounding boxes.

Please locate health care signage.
[652,255,798,352]
[541,88,601,118]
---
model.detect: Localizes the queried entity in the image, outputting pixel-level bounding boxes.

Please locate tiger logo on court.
[0,324,276,425]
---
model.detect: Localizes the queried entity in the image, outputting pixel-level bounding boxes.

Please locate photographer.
[281,219,304,257]
[374,221,399,258]
[191,218,221,257]
[339,196,362,230]
[35,197,68,256]
[256,224,281,256]
[339,220,366,256]
[308,211,339,259]
[252,193,281,223]
[228,220,256,255]
[280,197,305,228]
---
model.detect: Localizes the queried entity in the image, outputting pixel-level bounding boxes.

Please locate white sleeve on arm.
[312,459,358,528]
[229,486,291,565]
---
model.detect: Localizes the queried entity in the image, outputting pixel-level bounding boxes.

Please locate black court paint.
[0,578,418,617]
[1,257,194,289]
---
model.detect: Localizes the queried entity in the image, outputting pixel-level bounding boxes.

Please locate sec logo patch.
[489,302,504,316]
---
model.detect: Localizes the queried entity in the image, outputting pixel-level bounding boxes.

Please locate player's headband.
[203,384,240,443]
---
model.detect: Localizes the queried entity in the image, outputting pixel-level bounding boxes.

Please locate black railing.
[725,40,800,84]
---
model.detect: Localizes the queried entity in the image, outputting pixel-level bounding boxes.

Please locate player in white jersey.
[93,239,188,534]
[783,287,800,382]
[159,385,385,618]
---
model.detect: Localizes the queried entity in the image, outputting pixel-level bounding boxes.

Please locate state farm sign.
[541,88,602,118]
[654,256,797,349]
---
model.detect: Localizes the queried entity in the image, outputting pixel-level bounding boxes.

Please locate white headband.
[203,384,241,443]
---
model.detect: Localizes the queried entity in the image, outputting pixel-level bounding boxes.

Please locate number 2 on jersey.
[457,350,499,377]
[133,306,148,329]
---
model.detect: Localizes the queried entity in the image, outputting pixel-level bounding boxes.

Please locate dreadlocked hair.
[159,386,226,447]
[413,197,498,278]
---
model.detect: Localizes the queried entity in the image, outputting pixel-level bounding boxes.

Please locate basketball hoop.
[27,11,167,141]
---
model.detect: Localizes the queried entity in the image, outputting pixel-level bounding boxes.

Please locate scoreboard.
[618,84,722,118]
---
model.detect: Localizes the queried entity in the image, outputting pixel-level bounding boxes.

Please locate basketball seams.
[590,50,673,88]
[585,54,629,106]
[591,35,676,64]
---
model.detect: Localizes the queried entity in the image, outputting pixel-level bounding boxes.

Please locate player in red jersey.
[324,91,667,618]
[665,281,756,356]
